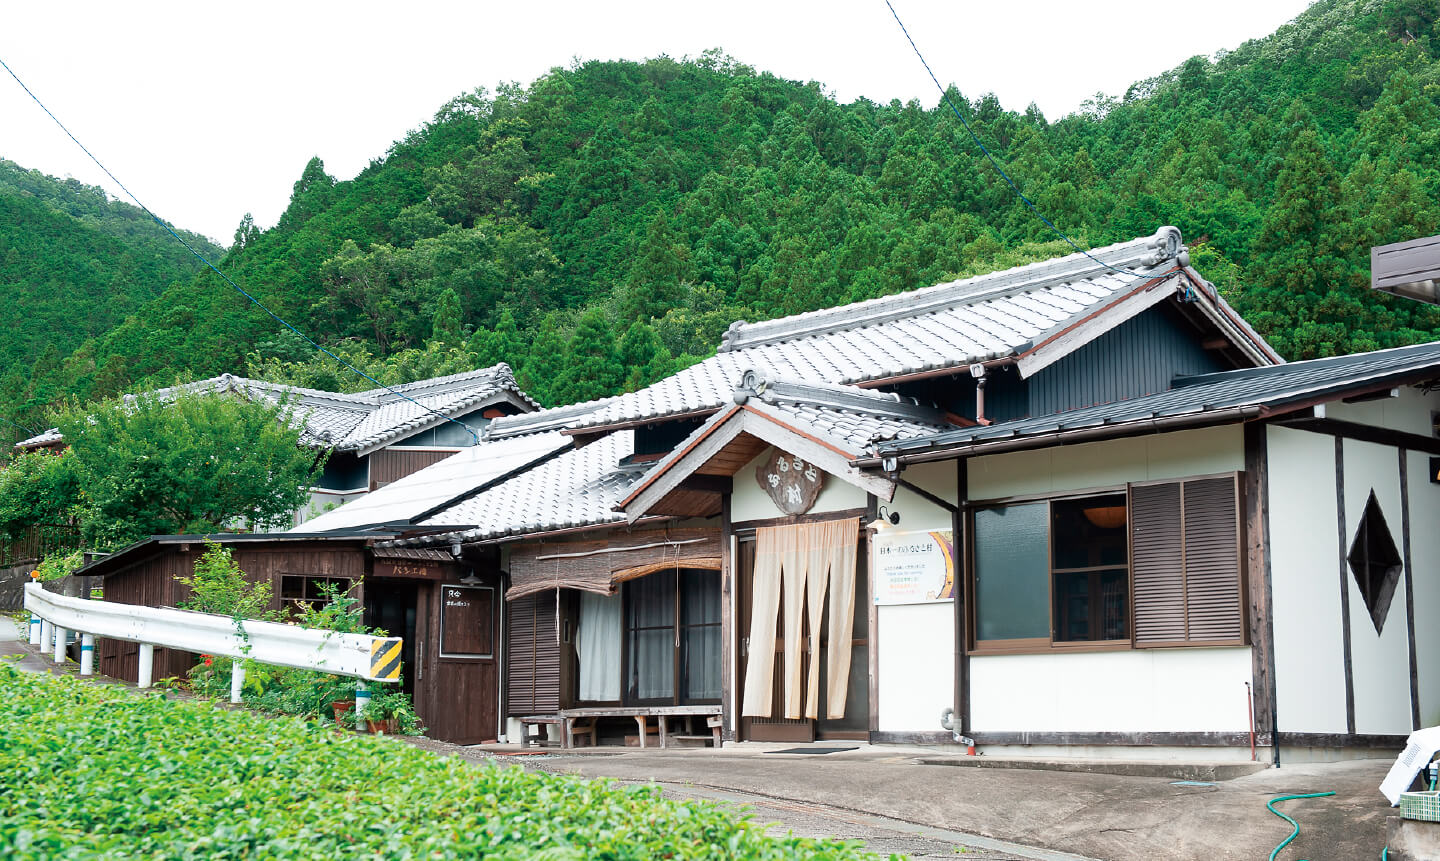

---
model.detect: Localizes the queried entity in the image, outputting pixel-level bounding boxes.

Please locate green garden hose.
[1266,791,1335,861]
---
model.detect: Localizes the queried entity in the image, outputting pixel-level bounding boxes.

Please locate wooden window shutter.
[1132,482,1185,645]
[1131,475,1244,647]
[506,593,561,714]
[1181,477,1244,642]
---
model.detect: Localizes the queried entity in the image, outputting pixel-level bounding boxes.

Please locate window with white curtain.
[577,591,621,701]
[623,569,721,705]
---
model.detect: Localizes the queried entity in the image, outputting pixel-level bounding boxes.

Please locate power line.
[0,414,39,438]
[882,0,1148,278]
[0,57,480,445]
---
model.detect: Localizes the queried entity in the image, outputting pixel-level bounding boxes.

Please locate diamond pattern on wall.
[1347,490,1403,635]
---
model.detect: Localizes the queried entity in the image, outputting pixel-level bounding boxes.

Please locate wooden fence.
[0,524,81,569]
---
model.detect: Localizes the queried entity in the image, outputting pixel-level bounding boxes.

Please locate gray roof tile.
[563,229,1266,433]
[406,430,646,543]
[17,364,537,454]
[293,431,571,533]
[877,340,1440,458]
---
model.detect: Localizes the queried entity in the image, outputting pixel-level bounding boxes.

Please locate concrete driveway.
[497,744,1396,860]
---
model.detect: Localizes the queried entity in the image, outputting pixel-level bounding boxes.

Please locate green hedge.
[0,666,878,859]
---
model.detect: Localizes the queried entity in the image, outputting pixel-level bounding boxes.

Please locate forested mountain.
[0,160,221,420]
[5,0,1440,441]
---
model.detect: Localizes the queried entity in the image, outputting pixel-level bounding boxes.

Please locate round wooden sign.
[755,450,825,515]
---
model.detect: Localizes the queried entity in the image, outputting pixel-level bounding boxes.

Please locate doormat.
[764,746,858,755]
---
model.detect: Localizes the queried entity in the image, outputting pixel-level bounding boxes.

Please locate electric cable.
[0,414,39,438]
[1265,791,1334,861]
[0,56,479,444]
[883,0,1149,278]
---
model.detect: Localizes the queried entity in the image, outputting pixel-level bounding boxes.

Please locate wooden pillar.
[1243,422,1279,756]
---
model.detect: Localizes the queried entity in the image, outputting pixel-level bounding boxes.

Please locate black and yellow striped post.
[369,637,403,682]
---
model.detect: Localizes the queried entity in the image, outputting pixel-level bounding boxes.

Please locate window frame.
[279,574,355,618]
[618,567,722,707]
[966,471,1246,656]
[968,490,1133,654]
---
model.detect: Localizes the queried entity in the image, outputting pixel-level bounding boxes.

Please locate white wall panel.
[877,603,955,731]
[1326,387,1433,436]
[873,461,957,730]
[967,426,1243,501]
[1268,426,1347,733]
[969,648,1252,732]
[1408,453,1440,726]
[1344,439,1413,735]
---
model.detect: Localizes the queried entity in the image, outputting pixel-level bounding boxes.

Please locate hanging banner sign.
[872,529,955,605]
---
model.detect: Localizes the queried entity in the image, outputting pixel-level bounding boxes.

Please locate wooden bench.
[516,715,562,748]
[557,705,723,749]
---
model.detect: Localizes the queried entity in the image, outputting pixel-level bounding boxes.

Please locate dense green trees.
[53,392,321,548]
[6,0,1440,436]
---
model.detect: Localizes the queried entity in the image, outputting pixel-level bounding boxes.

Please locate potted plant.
[361,685,417,735]
[362,688,408,734]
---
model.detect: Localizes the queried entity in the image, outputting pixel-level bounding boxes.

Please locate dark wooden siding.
[369,449,453,490]
[1028,306,1226,416]
[96,541,367,684]
[98,549,197,683]
[506,592,560,715]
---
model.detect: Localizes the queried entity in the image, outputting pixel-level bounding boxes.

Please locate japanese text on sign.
[872,529,955,605]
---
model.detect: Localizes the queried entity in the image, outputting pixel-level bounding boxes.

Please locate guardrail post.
[53,626,66,663]
[230,661,245,704]
[28,614,40,646]
[80,634,94,676]
[137,643,154,689]
[355,681,370,718]
[40,618,52,652]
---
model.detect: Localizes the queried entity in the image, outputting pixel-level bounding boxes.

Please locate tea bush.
[0,666,879,859]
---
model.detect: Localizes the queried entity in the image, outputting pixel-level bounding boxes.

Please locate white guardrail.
[24,582,401,706]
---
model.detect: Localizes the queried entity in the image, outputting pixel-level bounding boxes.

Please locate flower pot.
[365,718,399,734]
[331,700,355,724]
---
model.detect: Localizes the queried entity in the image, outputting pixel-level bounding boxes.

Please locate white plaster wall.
[875,460,957,731]
[969,648,1252,732]
[731,446,867,521]
[1344,439,1412,735]
[967,425,1243,501]
[1325,387,1433,436]
[1407,452,1440,726]
[877,602,955,731]
[1268,426,1348,733]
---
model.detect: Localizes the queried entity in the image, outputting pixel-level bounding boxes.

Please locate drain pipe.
[970,364,991,426]
[940,707,975,755]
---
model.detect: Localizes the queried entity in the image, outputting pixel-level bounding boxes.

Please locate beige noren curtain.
[741,519,859,720]
[741,527,782,716]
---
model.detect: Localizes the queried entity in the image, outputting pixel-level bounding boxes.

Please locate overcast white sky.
[1,1,1314,244]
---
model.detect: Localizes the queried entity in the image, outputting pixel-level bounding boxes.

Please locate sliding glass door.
[624,568,720,705]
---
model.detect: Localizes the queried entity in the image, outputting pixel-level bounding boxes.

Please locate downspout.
[970,363,990,426]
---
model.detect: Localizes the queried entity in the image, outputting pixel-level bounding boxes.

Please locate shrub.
[0,666,876,860]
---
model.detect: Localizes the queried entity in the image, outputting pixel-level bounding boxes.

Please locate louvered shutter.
[506,592,561,714]
[1132,483,1186,645]
[1131,475,1245,647]
[1182,477,1244,642]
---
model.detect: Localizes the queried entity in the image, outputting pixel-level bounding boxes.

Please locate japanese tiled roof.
[402,429,644,544]
[12,428,63,450]
[293,431,572,533]
[16,364,538,455]
[730,373,954,452]
[875,340,1440,459]
[558,228,1275,434]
